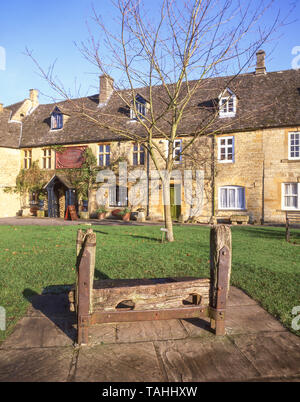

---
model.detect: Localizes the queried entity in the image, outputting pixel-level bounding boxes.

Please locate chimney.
[255,50,266,75]
[29,89,39,108]
[0,103,3,113]
[99,75,114,106]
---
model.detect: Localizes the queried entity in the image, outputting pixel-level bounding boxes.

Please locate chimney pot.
[99,75,114,106]
[255,50,266,75]
[0,103,3,113]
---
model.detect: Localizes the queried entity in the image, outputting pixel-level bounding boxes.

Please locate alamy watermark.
[0,306,6,331]
[95,162,204,215]
[291,46,300,70]
[291,306,300,331]
[0,46,6,71]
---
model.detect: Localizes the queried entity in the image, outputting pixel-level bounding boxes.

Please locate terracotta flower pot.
[122,212,130,221]
[97,212,106,220]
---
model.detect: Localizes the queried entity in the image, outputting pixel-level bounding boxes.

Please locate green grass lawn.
[0,223,299,343]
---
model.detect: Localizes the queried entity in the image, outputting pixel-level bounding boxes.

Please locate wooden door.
[170,185,181,221]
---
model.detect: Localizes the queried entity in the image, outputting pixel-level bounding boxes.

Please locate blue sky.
[0,0,299,106]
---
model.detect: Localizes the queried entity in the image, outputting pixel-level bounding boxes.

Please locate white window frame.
[219,88,236,118]
[218,186,245,210]
[50,111,63,130]
[218,136,234,163]
[288,132,300,160]
[130,97,146,120]
[98,144,111,167]
[281,183,300,210]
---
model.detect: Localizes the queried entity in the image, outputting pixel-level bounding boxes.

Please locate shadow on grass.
[92,228,162,242]
[122,234,161,242]
[232,226,289,240]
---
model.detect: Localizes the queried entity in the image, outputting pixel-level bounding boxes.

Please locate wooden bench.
[69,226,232,345]
[286,211,300,242]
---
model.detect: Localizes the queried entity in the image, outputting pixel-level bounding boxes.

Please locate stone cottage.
[0,51,299,223]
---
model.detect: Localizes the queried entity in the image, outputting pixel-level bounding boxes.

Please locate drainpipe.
[212,134,216,218]
[146,149,150,218]
[261,159,265,225]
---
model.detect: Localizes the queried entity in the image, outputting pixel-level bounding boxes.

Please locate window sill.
[281,159,300,163]
[218,160,234,164]
[219,113,236,119]
[218,209,247,211]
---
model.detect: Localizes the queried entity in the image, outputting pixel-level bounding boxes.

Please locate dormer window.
[51,107,63,130]
[219,88,236,118]
[130,95,147,120]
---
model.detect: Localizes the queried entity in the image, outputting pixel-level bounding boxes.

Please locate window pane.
[140,151,145,165]
[133,153,138,165]
[119,186,128,206]
[106,154,110,166]
[237,188,245,209]
[220,188,227,208]
[109,186,116,206]
[228,189,235,208]
[285,196,297,208]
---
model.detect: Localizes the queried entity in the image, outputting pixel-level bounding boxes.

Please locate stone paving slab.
[231,332,300,379]
[227,286,258,307]
[1,316,76,348]
[180,317,213,338]
[153,337,261,382]
[88,323,118,345]
[114,319,189,344]
[0,347,74,382]
[0,286,299,382]
[225,305,287,335]
[73,342,165,382]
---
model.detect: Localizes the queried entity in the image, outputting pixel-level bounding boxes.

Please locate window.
[133,144,145,165]
[282,183,299,210]
[51,110,63,130]
[42,149,51,169]
[219,186,245,210]
[109,185,128,207]
[29,192,38,206]
[98,144,110,167]
[218,136,234,162]
[173,139,182,162]
[130,95,147,120]
[24,150,32,169]
[219,89,236,118]
[288,132,300,160]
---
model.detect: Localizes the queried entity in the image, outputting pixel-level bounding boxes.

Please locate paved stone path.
[0,287,299,382]
[0,217,164,227]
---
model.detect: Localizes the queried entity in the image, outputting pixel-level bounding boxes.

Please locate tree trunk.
[162,181,174,242]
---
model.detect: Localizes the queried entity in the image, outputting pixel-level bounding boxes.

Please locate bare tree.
[27,0,289,241]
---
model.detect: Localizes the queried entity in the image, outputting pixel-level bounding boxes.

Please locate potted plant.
[119,207,131,221]
[38,193,46,210]
[95,206,107,220]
